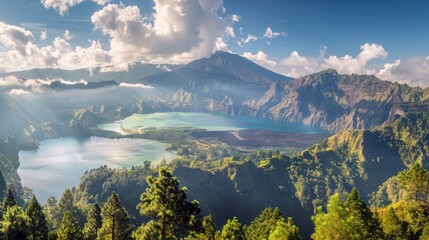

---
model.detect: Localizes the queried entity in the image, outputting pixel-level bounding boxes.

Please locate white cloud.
[119,83,154,89]
[231,14,240,22]
[215,37,228,52]
[40,30,47,40]
[91,1,228,66]
[264,27,285,39]
[243,34,257,44]
[0,22,112,72]
[63,30,72,40]
[243,51,276,69]
[0,75,45,93]
[41,0,111,15]
[9,89,31,95]
[226,26,235,38]
[279,43,388,78]
[376,57,429,87]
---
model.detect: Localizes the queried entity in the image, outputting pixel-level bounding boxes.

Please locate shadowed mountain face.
[183,51,292,85]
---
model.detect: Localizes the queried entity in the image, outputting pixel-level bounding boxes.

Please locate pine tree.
[202,215,216,240]
[344,187,383,239]
[57,211,83,240]
[3,189,16,211]
[27,195,49,240]
[0,170,6,201]
[58,189,81,224]
[97,192,132,240]
[83,203,102,240]
[246,207,284,240]
[1,205,30,240]
[381,207,408,239]
[44,196,60,230]
[136,167,202,239]
[220,217,245,240]
[398,163,429,203]
[312,194,361,240]
[268,218,301,240]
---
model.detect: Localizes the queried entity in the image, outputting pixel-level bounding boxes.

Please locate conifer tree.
[0,170,6,201]
[3,189,16,211]
[381,207,408,239]
[136,167,202,239]
[202,215,216,240]
[268,218,301,240]
[246,207,284,240]
[220,217,245,240]
[1,205,30,240]
[27,195,49,240]
[58,189,80,223]
[44,196,60,230]
[344,187,383,239]
[57,211,83,240]
[97,192,132,240]
[83,203,102,240]
[312,194,360,240]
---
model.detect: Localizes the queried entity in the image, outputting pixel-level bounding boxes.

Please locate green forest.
[0,162,428,239]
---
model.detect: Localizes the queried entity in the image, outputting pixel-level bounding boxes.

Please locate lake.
[18,112,323,203]
[99,112,322,134]
[18,137,175,202]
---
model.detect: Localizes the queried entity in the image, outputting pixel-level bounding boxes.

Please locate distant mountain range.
[1,51,429,141]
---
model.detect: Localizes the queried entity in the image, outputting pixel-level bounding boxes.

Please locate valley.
[0,51,428,238]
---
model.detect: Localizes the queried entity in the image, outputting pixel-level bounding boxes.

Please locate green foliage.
[44,197,60,230]
[381,207,408,239]
[220,217,245,240]
[83,203,101,240]
[201,215,216,240]
[57,211,83,240]
[245,207,284,240]
[268,218,301,240]
[3,189,16,211]
[0,170,6,201]
[97,192,132,240]
[344,187,383,239]
[311,194,361,240]
[58,189,82,225]
[27,195,49,240]
[137,167,202,239]
[398,163,429,203]
[1,205,30,240]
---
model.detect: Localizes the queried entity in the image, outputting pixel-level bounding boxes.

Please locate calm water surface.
[19,112,323,202]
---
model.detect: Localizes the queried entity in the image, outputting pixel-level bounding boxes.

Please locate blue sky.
[0,0,428,86]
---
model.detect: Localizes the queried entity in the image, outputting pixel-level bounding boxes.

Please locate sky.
[0,0,428,86]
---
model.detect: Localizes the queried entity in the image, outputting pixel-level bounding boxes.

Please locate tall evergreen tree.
[344,187,383,239]
[220,217,245,240]
[136,167,202,239]
[268,218,301,240]
[27,196,49,240]
[97,192,132,240]
[246,207,284,240]
[83,203,102,240]
[398,163,429,203]
[1,205,30,240]
[3,189,16,211]
[0,170,6,201]
[57,211,83,240]
[312,194,361,240]
[44,196,60,230]
[202,215,216,240]
[58,189,81,224]
[381,207,408,239]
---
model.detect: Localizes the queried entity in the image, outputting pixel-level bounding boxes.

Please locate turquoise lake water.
[99,112,322,134]
[19,112,323,202]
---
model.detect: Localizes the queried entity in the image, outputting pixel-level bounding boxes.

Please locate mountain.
[183,51,292,85]
[0,63,181,83]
